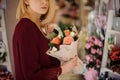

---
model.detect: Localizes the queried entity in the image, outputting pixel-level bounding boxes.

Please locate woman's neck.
[23,8,42,25]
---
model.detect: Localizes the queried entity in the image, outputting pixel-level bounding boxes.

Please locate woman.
[12,0,77,80]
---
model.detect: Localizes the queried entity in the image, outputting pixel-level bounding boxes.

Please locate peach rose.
[64,30,70,36]
[51,37,61,45]
[63,36,74,45]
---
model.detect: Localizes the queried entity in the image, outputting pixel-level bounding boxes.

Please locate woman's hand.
[61,55,78,74]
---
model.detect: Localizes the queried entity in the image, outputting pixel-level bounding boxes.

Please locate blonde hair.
[16,0,56,24]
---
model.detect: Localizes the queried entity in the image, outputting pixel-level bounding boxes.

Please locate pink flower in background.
[85,55,91,64]
[85,54,93,64]
[90,58,93,62]
[89,42,94,46]
[94,38,103,47]
[96,59,101,64]
[63,36,74,45]
[92,36,97,40]
[91,48,97,54]
[97,64,101,68]
[84,68,98,80]
[84,35,103,80]
[96,49,102,56]
[94,39,100,45]
[98,41,103,47]
[86,37,93,42]
[96,49,100,53]
[85,43,91,49]
[98,50,102,56]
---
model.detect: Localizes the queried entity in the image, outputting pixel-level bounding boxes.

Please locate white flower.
[70,32,75,37]
[51,47,58,52]
[0,48,6,53]
[0,42,6,53]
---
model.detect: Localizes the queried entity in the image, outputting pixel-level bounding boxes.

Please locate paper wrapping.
[47,40,77,61]
[46,39,84,74]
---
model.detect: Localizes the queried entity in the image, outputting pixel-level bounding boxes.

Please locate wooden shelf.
[107,30,120,35]
[101,10,120,79]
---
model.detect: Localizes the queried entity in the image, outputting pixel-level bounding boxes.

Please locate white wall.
[5,0,18,75]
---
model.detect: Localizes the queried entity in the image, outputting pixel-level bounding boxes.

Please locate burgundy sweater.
[13,18,61,80]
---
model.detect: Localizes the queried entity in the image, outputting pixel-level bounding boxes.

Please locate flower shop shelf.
[108,30,120,35]
[100,68,120,79]
[101,10,120,78]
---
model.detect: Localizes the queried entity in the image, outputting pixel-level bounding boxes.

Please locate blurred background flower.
[83,35,103,80]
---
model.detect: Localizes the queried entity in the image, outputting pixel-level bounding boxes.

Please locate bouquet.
[109,45,120,74]
[84,35,103,80]
[46,22,84,74]
[107,36,120,74]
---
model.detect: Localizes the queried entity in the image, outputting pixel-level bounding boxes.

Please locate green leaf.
[74,36,78,41]
[48,43,57,48]
[49,33,57,39]
[0,52,7,62]
[66,24,72,31]
[2,52,7,62]
[59,22,66,31]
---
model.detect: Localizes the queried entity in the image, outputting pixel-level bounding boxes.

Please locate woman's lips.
[41,7,47,9]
